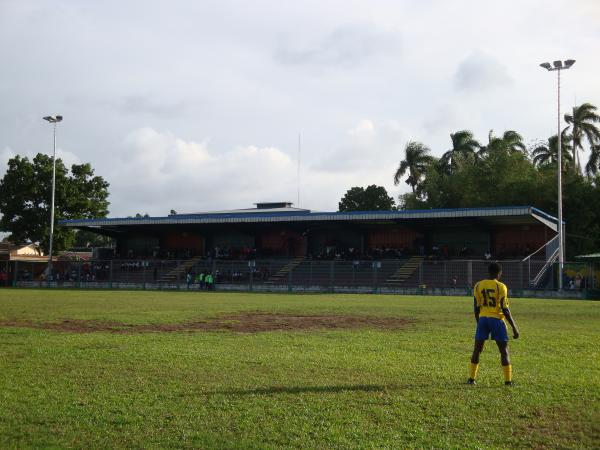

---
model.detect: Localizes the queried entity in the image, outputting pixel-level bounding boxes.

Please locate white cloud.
[112,95,198,118]
[315,119,406,171]
[106,122,408,216]
[110,128,297,215]
[274,23,401,67]
[454,50,513,92]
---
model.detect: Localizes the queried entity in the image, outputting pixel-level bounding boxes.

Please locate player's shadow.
[214,384,387,396]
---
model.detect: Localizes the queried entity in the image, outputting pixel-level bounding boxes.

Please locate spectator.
[575,274,582,290]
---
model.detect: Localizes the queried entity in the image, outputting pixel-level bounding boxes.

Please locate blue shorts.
[475,317,509,342]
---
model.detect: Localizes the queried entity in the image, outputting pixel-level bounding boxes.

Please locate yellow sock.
[503,364,512,382]
[469,362,479,380]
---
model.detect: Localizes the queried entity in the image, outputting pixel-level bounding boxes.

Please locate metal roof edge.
[59,205,546,227]
[530,207,561,224]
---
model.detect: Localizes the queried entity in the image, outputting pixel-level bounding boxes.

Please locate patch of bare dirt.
[515,406,600,449]
[0,313,412,334]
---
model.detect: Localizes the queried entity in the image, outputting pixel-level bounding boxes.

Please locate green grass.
[0,289,598,449]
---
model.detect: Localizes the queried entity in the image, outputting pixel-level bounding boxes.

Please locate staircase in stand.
[265,257,305,284]
[385,256,424,285]
[159,256,204,283]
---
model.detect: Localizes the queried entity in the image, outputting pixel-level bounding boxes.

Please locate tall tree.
[0,154,110,254]
[531,133,573,169]
[338,185,396,212]
[440,130,480,174]
[394,141,434,197]
[564,102,600,173]
[479,130,527,157]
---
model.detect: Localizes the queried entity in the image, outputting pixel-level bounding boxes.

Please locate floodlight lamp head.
[564,59,576,68]
[540,62,552,70]
[43,115,63,123]
[553,60,563,69]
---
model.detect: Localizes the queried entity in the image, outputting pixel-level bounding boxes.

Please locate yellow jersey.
[473,279,509,320]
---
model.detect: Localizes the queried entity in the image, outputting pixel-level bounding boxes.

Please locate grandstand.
[26,203,574,293]
[60,203,557,260]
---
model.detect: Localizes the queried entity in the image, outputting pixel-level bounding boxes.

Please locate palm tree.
[531,133,573,169]
[564,103,600,173]
[478,130,526,157]
[394,141,434,195]
[501,130,527,154]
[439,130,480,173]
[586,144,600,177]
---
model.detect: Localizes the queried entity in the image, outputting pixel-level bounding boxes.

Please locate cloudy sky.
[1,0,599,217]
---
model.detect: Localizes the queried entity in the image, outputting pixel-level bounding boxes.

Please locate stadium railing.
[522,236,559,289]
[4,257,597,296]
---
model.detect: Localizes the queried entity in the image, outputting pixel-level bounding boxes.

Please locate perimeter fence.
[2,258,598,296]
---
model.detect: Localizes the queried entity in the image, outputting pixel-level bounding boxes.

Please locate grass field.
[0,289,598,449]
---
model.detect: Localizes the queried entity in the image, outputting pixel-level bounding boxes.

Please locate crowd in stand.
[564,272,588,290]
[312,246,410,261]
[209,246,258,260]
[311,244,496,261]
[36,262,112,282]
[78,244,529,263]
[120,260,151,271]
[44,232,545,265]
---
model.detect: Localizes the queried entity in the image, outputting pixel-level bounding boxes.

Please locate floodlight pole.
[557,67,563,290]
[43,115,63,279]
[539,60,575,290]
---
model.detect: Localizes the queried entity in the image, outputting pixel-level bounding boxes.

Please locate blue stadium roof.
[60,206,559,231]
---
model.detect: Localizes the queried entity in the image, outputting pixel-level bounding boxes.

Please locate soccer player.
[468,262,520,385]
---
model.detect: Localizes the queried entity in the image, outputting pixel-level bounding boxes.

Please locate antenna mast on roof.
[297,132,301,207]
